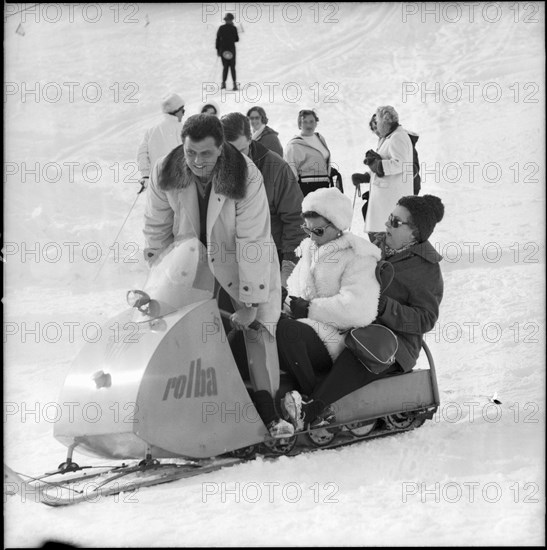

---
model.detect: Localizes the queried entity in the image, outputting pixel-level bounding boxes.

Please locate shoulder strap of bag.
[375,260,395,294]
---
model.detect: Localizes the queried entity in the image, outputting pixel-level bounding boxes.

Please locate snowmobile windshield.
[141,237,215,312]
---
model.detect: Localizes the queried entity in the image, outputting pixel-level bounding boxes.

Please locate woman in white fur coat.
[276,187,381,399]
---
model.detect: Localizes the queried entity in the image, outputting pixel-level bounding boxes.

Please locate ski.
[4,409,433,507]
[4,457,247,507]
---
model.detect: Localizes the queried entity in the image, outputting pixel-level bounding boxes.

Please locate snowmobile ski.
[4,409,433,507]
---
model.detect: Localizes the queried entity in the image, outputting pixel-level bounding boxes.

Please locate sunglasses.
[301,223,332,237]
[387,214,411,229]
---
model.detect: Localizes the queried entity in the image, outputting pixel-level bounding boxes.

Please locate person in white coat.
[137,93,186,191]
[143,114,293,439]
[363,106,414,236]
[275,187,381,427]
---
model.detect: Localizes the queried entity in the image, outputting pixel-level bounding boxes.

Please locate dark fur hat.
[397,194,444,242]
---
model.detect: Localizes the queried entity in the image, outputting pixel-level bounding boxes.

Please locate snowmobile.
[5,237,440,506]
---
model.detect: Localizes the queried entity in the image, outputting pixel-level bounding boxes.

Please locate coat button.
[243,286,249,291]
[259,284,265,289]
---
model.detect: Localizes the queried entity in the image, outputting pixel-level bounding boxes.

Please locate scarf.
[376,233,417,259]
[252,124,266,140]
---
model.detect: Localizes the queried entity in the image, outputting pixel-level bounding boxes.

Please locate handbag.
[345,324,398,374]
[344,259,398,374]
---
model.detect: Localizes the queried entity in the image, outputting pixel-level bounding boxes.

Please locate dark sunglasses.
[301,223,332,237]
[387,214,411,229]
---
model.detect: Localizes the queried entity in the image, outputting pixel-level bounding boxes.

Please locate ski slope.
[4,3,545,546]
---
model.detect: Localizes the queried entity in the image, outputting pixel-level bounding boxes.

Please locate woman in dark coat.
[282,194,445,430]
[247,106,283,157]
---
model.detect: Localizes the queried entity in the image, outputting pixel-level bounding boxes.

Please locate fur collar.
[297,232,381,262]
[158,142,248,200]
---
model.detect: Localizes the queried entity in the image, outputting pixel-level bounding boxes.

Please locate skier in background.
[137,93,185,191]
[216,13,239,90]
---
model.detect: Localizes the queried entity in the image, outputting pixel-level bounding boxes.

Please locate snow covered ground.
[4,2,545,546]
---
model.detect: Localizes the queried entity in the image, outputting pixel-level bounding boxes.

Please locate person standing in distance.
[137,93,185,192]
[216,13,239,91]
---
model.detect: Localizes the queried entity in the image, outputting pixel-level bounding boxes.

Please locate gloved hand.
[364,149,382,165]
[352,172,371,187]
[231,306,259,331]
[289,296,310,319]
[138,177,149,194]
[368,158,385,178]
[281,259,296,287]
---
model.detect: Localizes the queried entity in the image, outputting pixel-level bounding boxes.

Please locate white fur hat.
[301,187,353,230]
[161,93,185,114]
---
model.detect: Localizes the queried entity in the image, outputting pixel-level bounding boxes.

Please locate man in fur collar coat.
[143,114,292,438]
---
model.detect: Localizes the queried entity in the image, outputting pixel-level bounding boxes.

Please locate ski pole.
[352,184,358,208]
[93,185,145,282]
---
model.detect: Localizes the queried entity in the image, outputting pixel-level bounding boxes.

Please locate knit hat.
[397,194,444,242]
[161,93,185,114]
[301,187,353,231]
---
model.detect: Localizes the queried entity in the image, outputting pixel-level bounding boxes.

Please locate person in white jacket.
[363,106,414,236]
[275,187,381,427]
[284,109,332,197]
[137,93,186,191]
